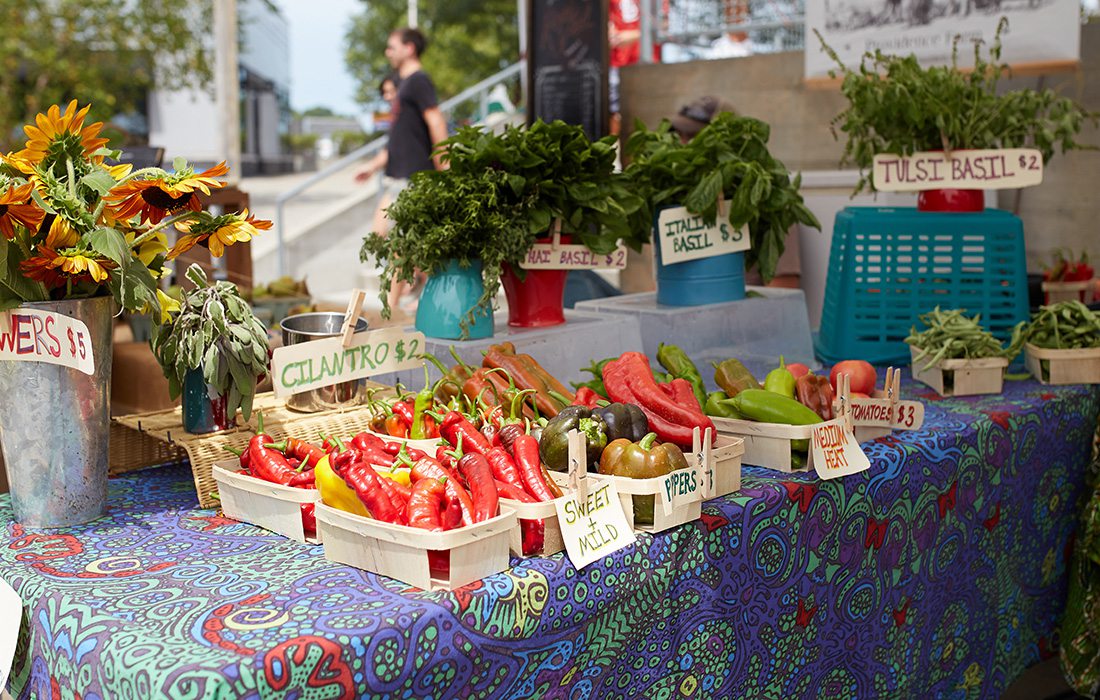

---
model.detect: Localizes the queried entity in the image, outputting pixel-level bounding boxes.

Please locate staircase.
[249,63,526,310]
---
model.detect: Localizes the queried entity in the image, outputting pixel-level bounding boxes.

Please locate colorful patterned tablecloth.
[3,379,1099,700]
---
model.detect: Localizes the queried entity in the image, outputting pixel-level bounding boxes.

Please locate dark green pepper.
[539,405,607,472]
[593,402,649,442]
[657,343,708,409]
[705,391,742,418]
[713,358,759,398]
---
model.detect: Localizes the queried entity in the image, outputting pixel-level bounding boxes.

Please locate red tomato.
[786,363,811,379]
[830,360,876,395]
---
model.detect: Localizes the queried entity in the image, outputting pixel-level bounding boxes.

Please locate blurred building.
[148,0,292,175]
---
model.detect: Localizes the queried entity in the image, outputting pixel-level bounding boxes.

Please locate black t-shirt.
[385,71,438,178]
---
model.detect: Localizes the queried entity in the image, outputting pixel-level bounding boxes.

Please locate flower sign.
[0,101,270,319]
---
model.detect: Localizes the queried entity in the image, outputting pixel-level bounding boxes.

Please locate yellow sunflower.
[104,162,229,225]
[42,214,79,248]
[125,229,169,266]
[142,288,182,324]
[0,182,45,239]
[167,209,272,260]
[20,246,113,287]
[15,100,109,167]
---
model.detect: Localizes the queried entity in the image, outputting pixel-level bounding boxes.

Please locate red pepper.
[494,479,536,502]
[520,520,545,556]
[288,470,316,487]
[663,378,703,412]
[485,446,526,490]
[352,432,385,452]
[392,400,416,425]
[340,461,406,524]
[795,374,835,421]
[300,503,316,538]
[512,434,561,502]
[375,470,411,507]
[442,498,462,530]
[264,437,326,470]
[436,445,458,471]
[436,410,493,455]
[408,478,447,531]
[447,438,498,523]
[603,354,713,447]
[247,413,298,485]
[384,413,409,438]
[481,422,503,448]
[320,433,345,455]
[572,386,603,408]
[224,445,250,470]
[410,457,476,527]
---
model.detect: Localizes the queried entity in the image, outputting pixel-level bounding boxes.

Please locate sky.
[278,0,364,117]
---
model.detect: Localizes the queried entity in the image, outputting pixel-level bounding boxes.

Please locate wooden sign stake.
[717,192,728,219]
[568,430,589,506]
[340,289,366,348]
[550,219,562,251]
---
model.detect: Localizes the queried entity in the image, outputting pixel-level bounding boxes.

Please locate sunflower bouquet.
[0,100,270,320]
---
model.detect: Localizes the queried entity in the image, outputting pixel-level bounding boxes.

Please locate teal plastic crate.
[815,207,1029,365]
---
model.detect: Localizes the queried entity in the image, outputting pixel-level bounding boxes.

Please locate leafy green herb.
[150,264,270,421]
[360,168,537,336]
[624,114,819,283]
[439,119,647,253]
[905,307,1018,369]
[816,19,1098,194]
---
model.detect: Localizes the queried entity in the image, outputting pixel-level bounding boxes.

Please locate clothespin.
[568,429,589,505]
[341,289,366,347]
[693,426,714,497]
[836,373,854,432]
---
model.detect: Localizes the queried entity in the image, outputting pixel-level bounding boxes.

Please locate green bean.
[905,306,1018,369]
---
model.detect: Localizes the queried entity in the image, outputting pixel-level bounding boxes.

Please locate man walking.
[357,27,448,310]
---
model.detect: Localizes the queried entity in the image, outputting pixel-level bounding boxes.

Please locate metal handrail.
[272,60,526,275]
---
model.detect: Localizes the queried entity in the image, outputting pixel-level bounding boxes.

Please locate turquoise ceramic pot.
[415,259,494,340]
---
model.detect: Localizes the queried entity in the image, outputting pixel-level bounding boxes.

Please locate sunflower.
[0,182,45,239]
[142,288,182,324]
[104,162,229,225]
[125,229,169,267]
[19,246,113,287]
[15,100,109,169]
[41,214,79,248]
[167,209,272,260]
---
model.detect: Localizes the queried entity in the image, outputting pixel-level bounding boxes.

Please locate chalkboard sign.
[527,0,608,140]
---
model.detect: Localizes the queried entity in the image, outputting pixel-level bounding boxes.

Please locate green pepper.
[705,391,742,418]
[539,405,608,472]
[713,358,759,398]
[409,364,434,439]
[598,432,691,524]
[593,402,649,442]
[657,343,708,409]
[728,389,822,452]
[571,358,614,398]
[763,356,796,399]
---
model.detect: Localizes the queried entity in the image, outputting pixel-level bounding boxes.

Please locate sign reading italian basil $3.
[271,327,426,398]
[657,205,750,265]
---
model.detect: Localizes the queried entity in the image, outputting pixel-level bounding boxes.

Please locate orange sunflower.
[15,100,110,167]
[0,183,45,239]
[20,245,113,288]
[104,162,229,225]
[167,209,272,260]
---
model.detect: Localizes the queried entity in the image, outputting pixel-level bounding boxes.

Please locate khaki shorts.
[383,176,410,200]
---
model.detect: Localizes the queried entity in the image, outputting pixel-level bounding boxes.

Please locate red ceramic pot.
[502,233,573,327]
[917,188,984,213]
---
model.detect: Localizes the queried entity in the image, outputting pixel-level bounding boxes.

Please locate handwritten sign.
[657,466,702,517]
[811,421,871,480]
[872,149,1043,191]
[849,398,925,431]
[657,205,749,265]
[0,576,21,691]
[520,243,628,270]
[271,327,425,398]
[554,480,636,569]
[0,308,95,375]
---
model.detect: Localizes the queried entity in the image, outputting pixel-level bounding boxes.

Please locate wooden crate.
[499,472,570,557]
[591,462,704,534]
[1025,343,1100,385]
[212,461,321,544]
[315,503,516,591]
[910,347,1008,396]
[1042,279,1096,304]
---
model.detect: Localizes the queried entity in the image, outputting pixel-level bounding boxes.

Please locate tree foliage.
[0,0,213,150]
[344,0,519,104]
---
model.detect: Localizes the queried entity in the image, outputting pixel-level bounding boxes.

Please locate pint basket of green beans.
[1014,301,1100,385]
[905,308,1018,396]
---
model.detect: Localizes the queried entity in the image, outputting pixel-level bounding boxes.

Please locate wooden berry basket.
[498,472,571,557]
[690,428,745,500]
[590,462,705,534]
[710,416,822,473]
[1041,279,1096,305]
[212,461,321,544]
[315,503,517,591]
[909,346,1009,396]
[1024,343,1100,385]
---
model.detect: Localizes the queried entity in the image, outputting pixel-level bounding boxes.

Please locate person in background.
[356,27,448,311]
[608,0,663,136]
[670,95,802,289]
[357,74,399,236]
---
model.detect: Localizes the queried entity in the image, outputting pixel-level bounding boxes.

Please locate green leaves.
[87,227,129,265]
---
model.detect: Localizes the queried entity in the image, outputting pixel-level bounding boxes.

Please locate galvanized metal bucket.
[280,312,368,413]
[0,296,114,527]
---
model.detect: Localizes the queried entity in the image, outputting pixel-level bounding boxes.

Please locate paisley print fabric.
[2,378,1098,700]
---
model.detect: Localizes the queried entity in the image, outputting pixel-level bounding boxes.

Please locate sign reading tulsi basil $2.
[271,327,426,398]
[657,206,750,265]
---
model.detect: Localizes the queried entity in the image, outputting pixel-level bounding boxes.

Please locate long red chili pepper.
[448,439,498,523]
[494,479,536,502]
[384,413,409,438]
[410,457,475,527]
[247,413,297,485]
[301,503,316,538]
[512,434,560,502]
[340,461,405,524]
[352,432,385,452]
[288,471,316,487]
[435,410,493,455]
[264,438,326,470]
[375,471,411,507]
[485,447,526,490]
[224,445,251,470]
[442,498,462,530]
[408,478,447,531]
[436,445,457,471]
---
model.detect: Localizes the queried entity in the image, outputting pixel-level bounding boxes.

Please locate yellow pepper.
[315,456,370,518]
[380,466,411,487]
